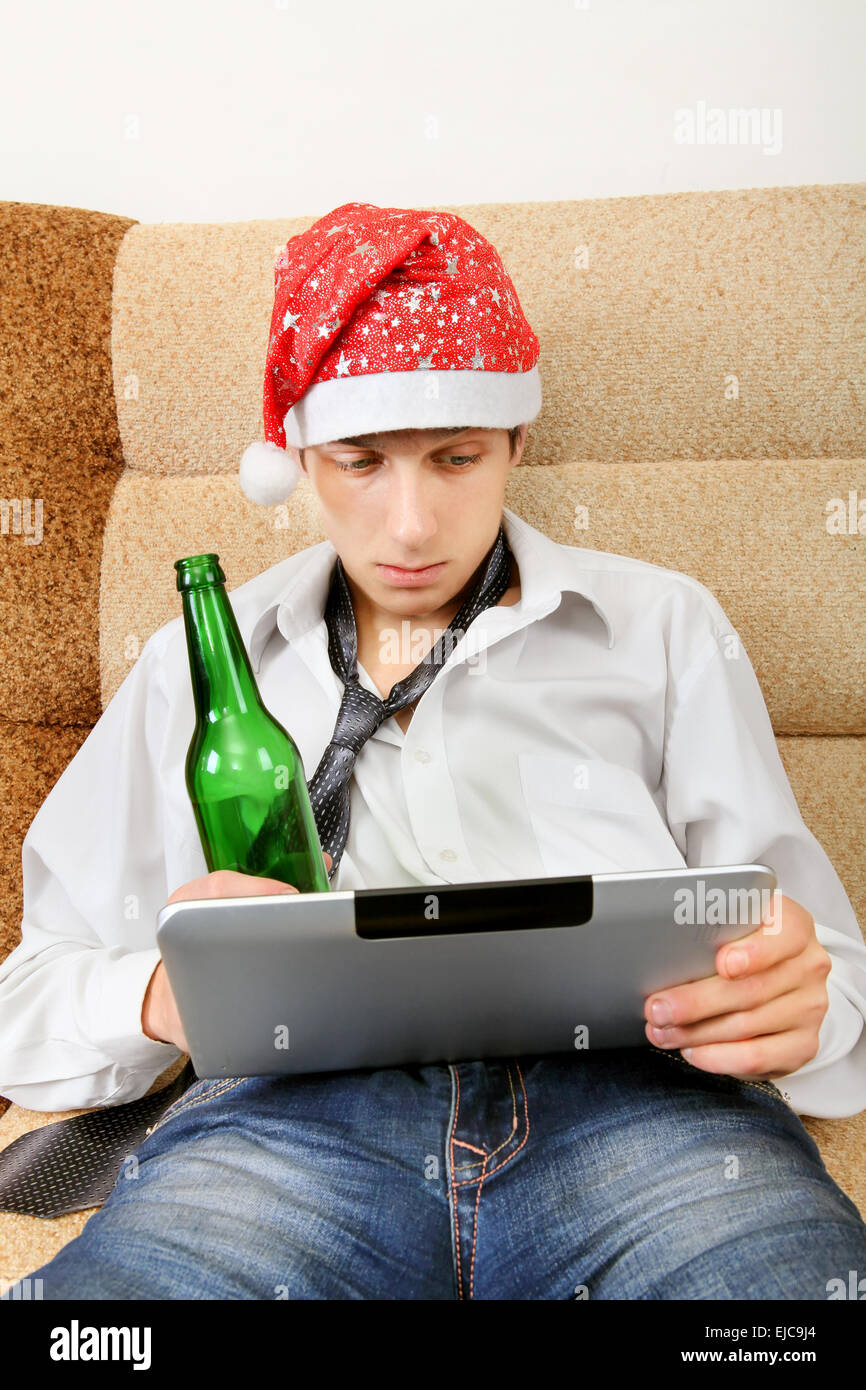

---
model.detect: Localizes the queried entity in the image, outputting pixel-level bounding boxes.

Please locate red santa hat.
[239,202,542,506]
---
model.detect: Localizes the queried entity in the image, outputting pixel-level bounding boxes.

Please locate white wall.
[1,0,864,222]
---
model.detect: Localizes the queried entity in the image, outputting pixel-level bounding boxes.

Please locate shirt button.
[414,748,432,763]
[439,848,457,862]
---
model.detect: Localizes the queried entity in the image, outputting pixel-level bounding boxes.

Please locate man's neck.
[349,577,473,669]
[346,550,520,676]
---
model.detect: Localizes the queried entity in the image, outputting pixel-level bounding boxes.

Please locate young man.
[2,202,866,1300]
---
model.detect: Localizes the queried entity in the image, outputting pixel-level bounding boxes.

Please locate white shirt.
[1,506,864,1118]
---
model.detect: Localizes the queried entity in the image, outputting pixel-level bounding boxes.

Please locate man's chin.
[372,570,467,618]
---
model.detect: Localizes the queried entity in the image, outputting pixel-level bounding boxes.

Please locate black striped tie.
[308,523,513,879]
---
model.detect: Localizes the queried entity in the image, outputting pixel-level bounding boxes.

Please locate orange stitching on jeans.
[450,1064,520,1178]
[468,1153,489,1301]
[452,1134,488,1175]
[448,1064,466,1300]
[453,1063,521,1175]
[451,1062,531,1186]
[485,1061,531,1178]
[448,1063,533,1298]
[147,1077,251,1135]
[453,1139,489,1173]
[483,1064,519,1163]
[450,1062,518,1179]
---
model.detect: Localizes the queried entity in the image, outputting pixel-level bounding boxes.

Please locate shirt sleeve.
[661,597,866,1119]
[0,631,183,1111]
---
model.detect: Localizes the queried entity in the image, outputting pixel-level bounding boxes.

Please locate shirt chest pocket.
[517,753,687,877]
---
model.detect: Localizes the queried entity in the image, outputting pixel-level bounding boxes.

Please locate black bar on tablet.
[353,875,594,939]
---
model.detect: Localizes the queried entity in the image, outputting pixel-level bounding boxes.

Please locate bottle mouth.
[175,554,225,590]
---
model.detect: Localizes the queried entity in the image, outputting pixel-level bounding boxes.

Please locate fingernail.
[726,949,748,975]
[681,1048,693,1060]
[650,999,673,1026]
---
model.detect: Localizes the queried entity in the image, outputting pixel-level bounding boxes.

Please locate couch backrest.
[103,186,865,736]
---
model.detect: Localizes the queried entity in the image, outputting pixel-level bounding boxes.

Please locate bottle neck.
[181,584,261,720]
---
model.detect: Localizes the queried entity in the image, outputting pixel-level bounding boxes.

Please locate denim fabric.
[26,1047,866,1300]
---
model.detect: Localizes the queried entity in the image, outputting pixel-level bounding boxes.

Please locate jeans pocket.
[648,1044,790,1106]
[148,1075,251,1134]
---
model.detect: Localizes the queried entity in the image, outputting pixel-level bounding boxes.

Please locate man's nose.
[384,475,439,546]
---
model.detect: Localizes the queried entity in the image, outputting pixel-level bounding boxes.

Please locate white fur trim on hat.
[239,441,302,506]
[282,365,542,450]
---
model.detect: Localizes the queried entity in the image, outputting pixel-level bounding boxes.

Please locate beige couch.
[1,184,864,1289]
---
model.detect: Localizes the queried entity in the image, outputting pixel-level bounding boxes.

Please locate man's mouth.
[377,561,447,585]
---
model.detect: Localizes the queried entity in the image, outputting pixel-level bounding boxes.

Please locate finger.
[664,1026,820,1081]
[645,950,803,1029]
[233,874,299,895]
[199,873,296,898]
[715,892,812,981]
[645,981,814,1050]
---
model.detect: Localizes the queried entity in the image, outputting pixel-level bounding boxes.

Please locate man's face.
[292,425,526,620]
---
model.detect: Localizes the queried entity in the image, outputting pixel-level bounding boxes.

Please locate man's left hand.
[644,893,832,1081]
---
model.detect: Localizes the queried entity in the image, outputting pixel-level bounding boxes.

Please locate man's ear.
[510,424,528,467]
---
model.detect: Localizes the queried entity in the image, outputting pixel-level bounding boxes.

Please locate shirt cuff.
[776,977,866,1118]
[91,946,182,1068]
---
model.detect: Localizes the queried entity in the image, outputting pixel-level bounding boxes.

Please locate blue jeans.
[26,1046,866,1300]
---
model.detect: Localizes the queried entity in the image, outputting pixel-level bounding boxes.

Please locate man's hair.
[299,424,524,463]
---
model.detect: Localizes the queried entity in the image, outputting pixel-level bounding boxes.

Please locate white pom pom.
[238,441,301,506]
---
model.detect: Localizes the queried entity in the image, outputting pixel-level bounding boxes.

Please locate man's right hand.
[141,858,333,1050]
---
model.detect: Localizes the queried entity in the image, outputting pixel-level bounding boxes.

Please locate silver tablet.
[155,863,778,1078]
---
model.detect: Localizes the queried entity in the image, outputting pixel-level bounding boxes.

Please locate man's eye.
[333,453,482,472]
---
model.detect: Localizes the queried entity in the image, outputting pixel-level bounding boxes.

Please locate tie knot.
[331,681,390,753]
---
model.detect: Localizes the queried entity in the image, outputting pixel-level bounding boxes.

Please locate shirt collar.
[248,504,614,673]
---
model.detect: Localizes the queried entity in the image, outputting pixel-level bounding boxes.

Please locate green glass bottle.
[175,553,330,894]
